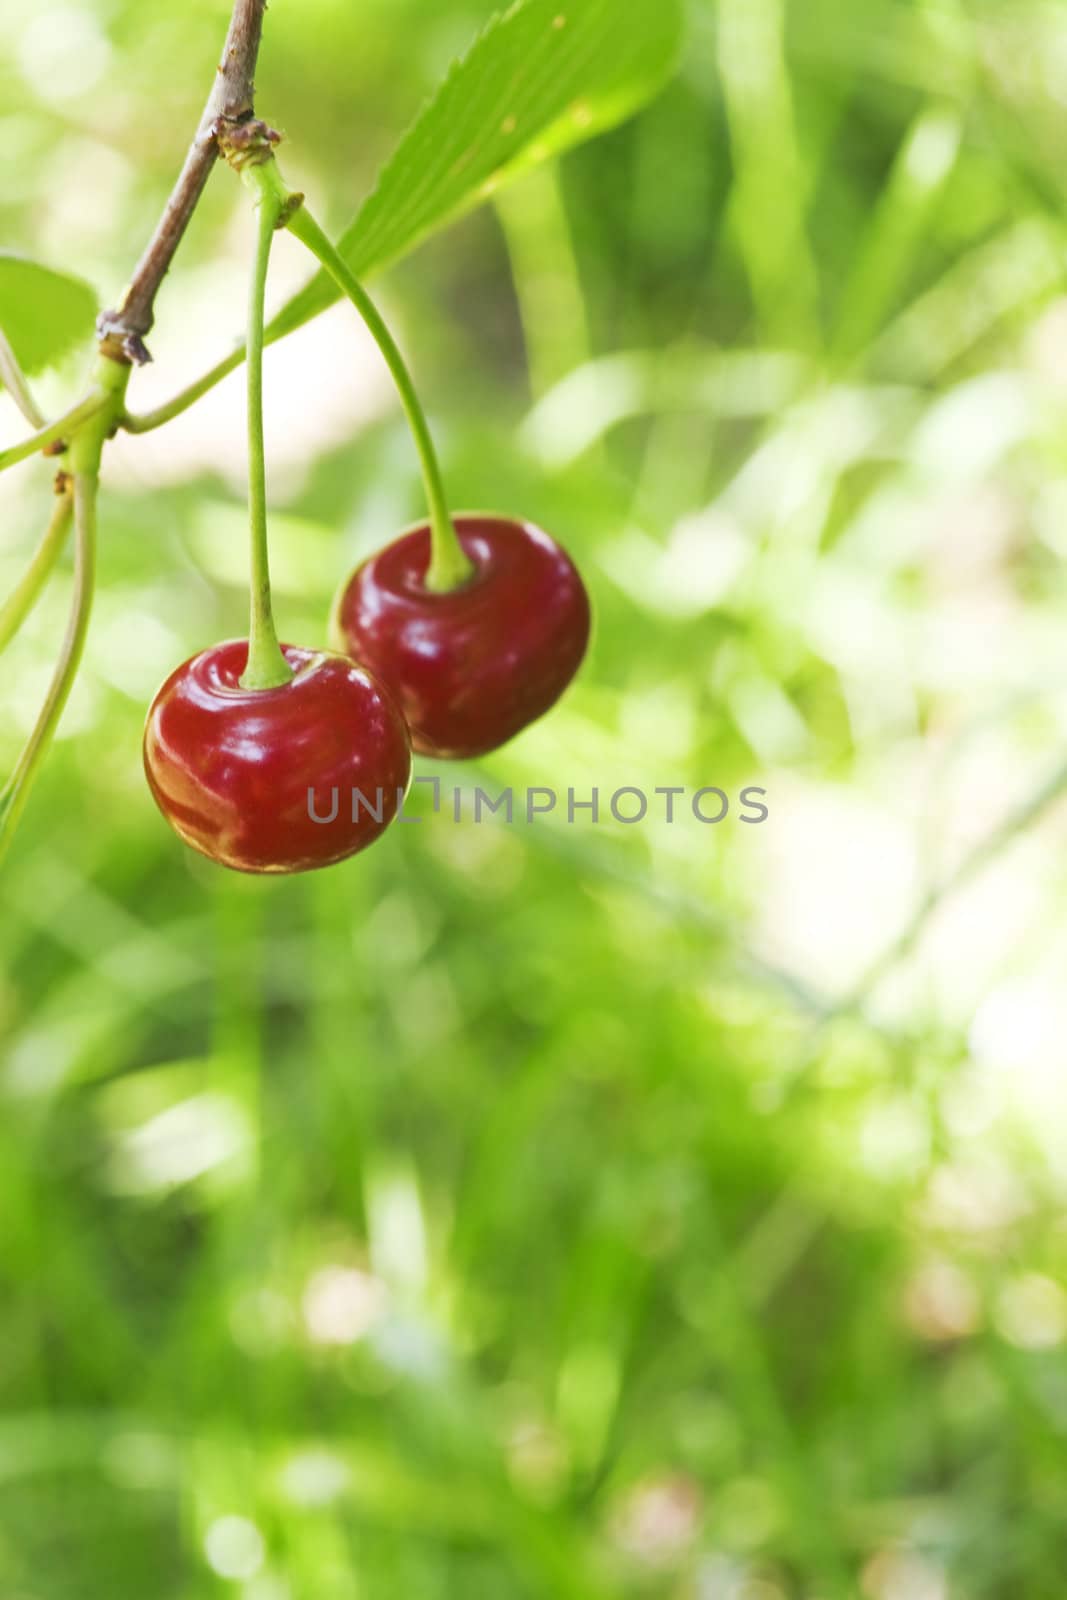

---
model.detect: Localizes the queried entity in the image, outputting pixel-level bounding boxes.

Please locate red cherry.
[143,640,411,874]
[331,515,591,759]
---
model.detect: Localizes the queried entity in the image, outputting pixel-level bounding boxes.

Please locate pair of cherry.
[143,513,590,873]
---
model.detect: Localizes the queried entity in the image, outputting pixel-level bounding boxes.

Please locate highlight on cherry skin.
[330,514,592,761]
[143,640,412,874]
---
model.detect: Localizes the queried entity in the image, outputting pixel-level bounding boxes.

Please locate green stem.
[0,482,73,656]
[0,355,127,868]
[0,392,109,475]
[0,473,97,867]
[0,326,46,429]
[238,167,292,690]
[121,346,246,434]
[119,295,312,435]
[250,163,472,593]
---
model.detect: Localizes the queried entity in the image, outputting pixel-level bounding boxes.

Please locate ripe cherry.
[143,640,411,874]
[331,515,591,760]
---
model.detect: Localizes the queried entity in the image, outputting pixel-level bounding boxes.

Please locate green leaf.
[271,0,684,337]
[0,252,98,375]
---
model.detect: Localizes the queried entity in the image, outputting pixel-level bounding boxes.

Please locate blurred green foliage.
[3,1,1067,1597]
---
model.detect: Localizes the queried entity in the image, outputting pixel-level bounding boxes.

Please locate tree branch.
[96,0,268,364]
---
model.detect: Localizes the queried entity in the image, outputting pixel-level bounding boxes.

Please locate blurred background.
[3,1,1067,1595]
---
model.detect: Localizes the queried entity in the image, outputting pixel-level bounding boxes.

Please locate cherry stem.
[0,352,126,867]
[0,326,45,429]
[0,478,73,657]
[0,473,97,867]
[249,163,474,594]
[0,392,110,476]
[122,346,245,434]
[239,169,293,691]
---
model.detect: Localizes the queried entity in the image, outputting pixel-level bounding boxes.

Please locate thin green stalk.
[0,481,73,655]
[252,163,472,593]
[0,392,109,475]
[0,473,98,867]
[0,326,45,429]
[121,346,246,433]
[238,168,292,690]
[0,355,127,867]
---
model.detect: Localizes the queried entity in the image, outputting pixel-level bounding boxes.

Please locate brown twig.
[96,0,268,364]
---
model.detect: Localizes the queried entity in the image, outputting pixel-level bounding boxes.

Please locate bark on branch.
[97,0,268,363]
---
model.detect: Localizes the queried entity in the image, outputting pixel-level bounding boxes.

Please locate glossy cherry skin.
[143,640,411,874]
[331,515,591,759]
